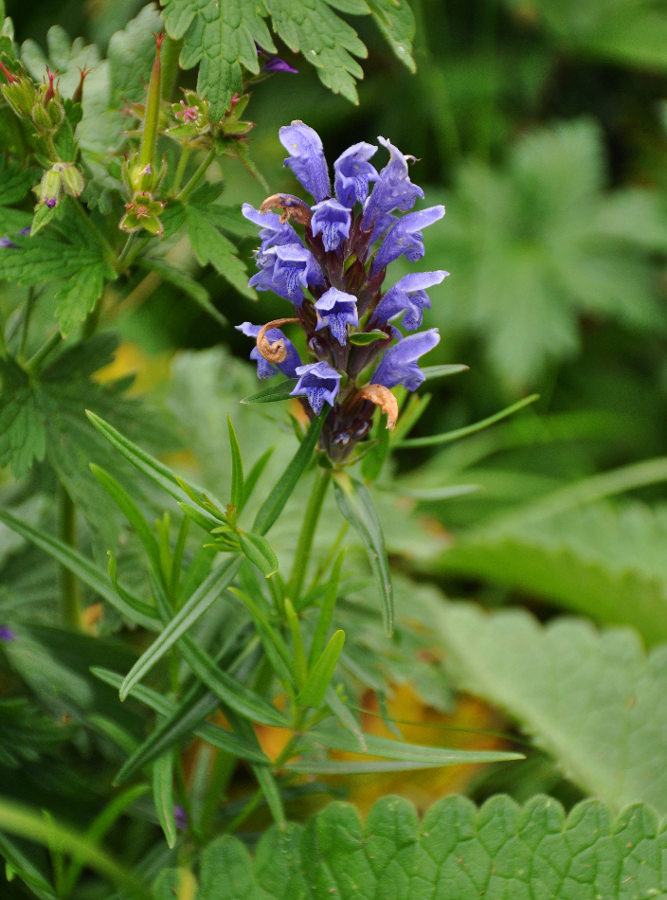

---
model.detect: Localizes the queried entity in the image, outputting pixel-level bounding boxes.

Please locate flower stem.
[171,145,192,195]
[71,197,116,264]
[18,287,36,361]
[60,486,83,630]
[286,467,331,605]
[175,147,216,202]
[26,330,62,373]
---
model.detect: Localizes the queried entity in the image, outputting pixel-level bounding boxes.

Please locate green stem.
[175,147,216,202]
[25,330,62,373]
[115,235,135,271]
[71,198,115,264]
[18,287,36,361]
[171,145,193,195]
[286,467,331,604]
[160,35,183,101]
[59,486,83,630]
[307,520,348,596]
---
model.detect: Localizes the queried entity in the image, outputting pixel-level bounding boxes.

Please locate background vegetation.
[0,0,665,896]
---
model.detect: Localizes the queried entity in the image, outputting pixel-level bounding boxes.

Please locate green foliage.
[505,0,667,71]
[161,0,416,113]
[153,794,666,899]
[436,500,667,645]
[434,603,667,813]
[426,119,667,389]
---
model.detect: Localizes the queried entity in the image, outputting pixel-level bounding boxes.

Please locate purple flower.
[249,243,324,305]
[372,270,449,331]
[290,361,341,414]
[362,137,424,232]
[173,805,188,831]
[372,206,445,274]
[236,322,302,378]
[261,56,299,75]
[310,199,351,252]
[0,625,15,643]
[315,288,358,346]
[242,203,300,249]
[0,226,30,248]
[372,329,440,391]
[279,121,331,203]
[334,141,379,208]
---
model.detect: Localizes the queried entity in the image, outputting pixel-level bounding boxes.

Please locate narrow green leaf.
[420,364,470,380]
[85,411,224,510]
[324,686,367,752]
[179,635,289,728]
[240,378,298,404]
[225,711,286,828]
[396,394,540,448]
[333,473,393,636]
[284,598,307,687]
[177,501,221,533]
[242,447,274,509]
[308,551,344,666]
[227,414,244,513]
[91,668,269,764]
[285,759,502,774]
[253,413,325,536]
[61,785,149,896]
[0,799,153,900]
[297,630,345,708]
[0,831,57,900]
[310,727,523,765]
[228,587,296,688]
[237,531,279,578]
[90,464,161,574]
[0,508,158,630]
[118,556,241,700]
[152,753,177,849]
[107,553,160,625]
[348,329,389,345]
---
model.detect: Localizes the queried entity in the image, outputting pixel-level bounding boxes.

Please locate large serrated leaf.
[185,205,256,301]
[437,500,667,647]
[54,263,109,337]
[434,602,667,813]
[152,794,666,899]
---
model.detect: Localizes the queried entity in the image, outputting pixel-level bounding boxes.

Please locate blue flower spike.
[239,121,454,463]
[291,361,341,415]
[314,288,358,346]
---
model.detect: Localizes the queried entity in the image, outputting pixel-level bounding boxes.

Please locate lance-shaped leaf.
[297,630,345,708]
[152,754,177,849]
[227,415,244,513]
[237,531,279,578]
[86,410,227,515]
[333,473,393,636]
[252,413,325,536]
[91,668,269,765]
[118,556,241,700]
[0,508,158,630]
[241,379,299,404]
[396,394,540,448]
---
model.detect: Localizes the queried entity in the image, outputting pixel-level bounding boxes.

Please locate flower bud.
[37,166,63,208]
[1,75,37,118]
[60,163,85,197]
[31,97,65,132]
